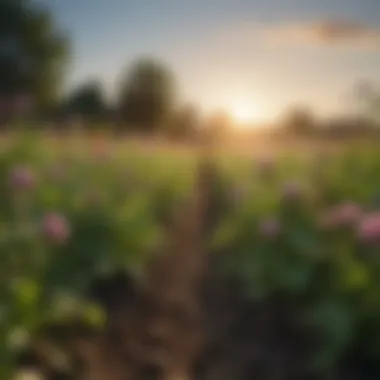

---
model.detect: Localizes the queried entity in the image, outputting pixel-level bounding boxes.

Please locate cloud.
[261,20,380,49]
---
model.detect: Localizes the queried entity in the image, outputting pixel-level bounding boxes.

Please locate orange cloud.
[262,20,380,49]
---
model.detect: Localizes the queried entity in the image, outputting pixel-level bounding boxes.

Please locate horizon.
[41,0,380,122]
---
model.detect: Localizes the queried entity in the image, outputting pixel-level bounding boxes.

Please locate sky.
[41,0,380,121]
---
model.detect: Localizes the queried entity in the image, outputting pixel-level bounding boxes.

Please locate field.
[3,131,380,379]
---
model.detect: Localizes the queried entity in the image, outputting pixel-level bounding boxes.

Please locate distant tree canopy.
[0,0,69,113]
[63,80,108,122]
[323,116,378,139]
[281,106,316,135]
[353,81,380,121]
[117,58,176,132]
[168,104,200,140]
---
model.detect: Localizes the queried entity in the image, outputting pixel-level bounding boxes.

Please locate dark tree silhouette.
[117,57,176,132]
[168,104,201,140]
[63,80,108,123]
[281,106,316,136]
[0,0,69,121]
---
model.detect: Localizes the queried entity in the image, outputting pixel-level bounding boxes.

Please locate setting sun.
[230,102,261,125]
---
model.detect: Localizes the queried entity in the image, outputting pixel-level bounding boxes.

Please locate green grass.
[2,131,380,375]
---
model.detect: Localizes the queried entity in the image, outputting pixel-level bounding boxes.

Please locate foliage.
[63,80,108,124]
[167,104,200,140]
[353,81,380,121]
[2,133,380,377]
[117,57,176,132]
[0,0,70,114]
[281,105,316,136]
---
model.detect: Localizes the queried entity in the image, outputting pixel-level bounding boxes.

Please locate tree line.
[0,0,202,138]
[0,0,379,140]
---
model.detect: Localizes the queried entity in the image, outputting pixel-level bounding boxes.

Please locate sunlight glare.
[230,102,261,125]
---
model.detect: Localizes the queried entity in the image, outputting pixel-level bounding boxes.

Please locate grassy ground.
[4,131,380,379]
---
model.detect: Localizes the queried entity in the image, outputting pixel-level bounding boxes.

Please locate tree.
[281,106,316,136]
[64,80,108,123]
[323,115,377,139]
[0,0,69,119]
[167,104,200,140]
[352,81,380,121]
[117,57,176,132]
